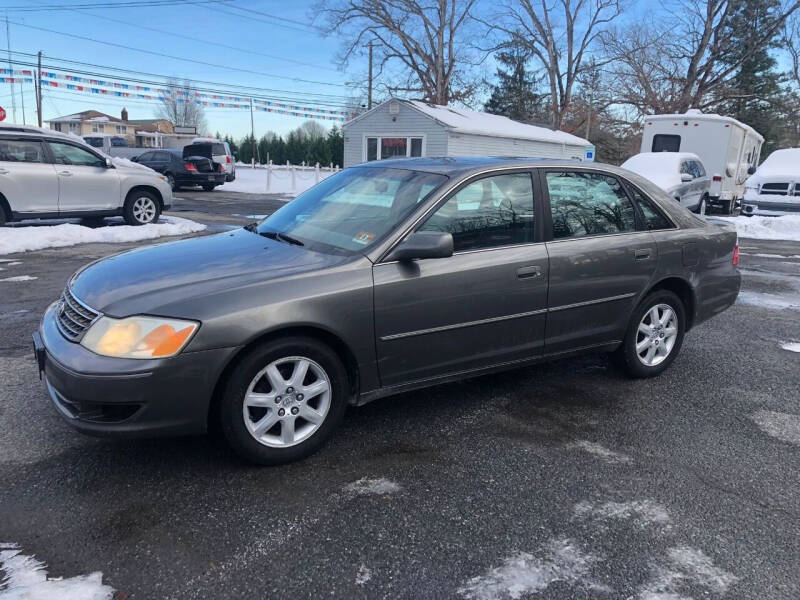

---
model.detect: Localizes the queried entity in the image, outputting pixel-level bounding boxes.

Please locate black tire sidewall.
[123,191,161,226]
[202,184,215,191]
[618,290,686,378]
[166,173,177,191]
[220,337,349,465]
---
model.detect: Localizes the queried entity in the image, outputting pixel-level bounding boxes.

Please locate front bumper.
[34,303,238,437]
[741,194,800,215]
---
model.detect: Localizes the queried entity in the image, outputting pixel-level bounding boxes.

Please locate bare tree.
[157,79,208,133]
[605,0,800,116]
[317,0,482,105]
[786,12,800,87]
[488,0,622,130]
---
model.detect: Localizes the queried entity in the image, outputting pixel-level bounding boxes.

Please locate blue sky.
[1,0,362,137]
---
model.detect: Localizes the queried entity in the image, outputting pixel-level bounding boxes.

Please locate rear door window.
[212,143,226,155]
[0,139,47,163]
[545,171,637,239]
[652,134,681,152]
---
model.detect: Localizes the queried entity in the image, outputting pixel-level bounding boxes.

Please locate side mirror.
[680,172,694,182]
[105,157,114,168]
[747,166,756,175]
[386,231,454,262]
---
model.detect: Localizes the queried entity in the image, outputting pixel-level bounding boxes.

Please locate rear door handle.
[634,248,652,260]
[0,168,8,175]
[58,171,73,177]
[517,265,542,279]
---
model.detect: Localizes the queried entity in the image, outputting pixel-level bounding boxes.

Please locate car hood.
[70,228,350,316]
[746,170,799,185]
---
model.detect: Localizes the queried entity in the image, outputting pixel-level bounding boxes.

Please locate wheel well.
[648,277,696,330]
[0,192,11,221]
[126,185,164,209]
[206,326,360,431]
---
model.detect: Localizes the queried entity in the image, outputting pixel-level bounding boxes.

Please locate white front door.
[47,141,121,213]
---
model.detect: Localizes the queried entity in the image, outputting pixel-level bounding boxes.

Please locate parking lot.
[1,190,799,599]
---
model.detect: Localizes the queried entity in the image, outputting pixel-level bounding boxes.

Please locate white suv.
[0,124,173,226]
[191,137,236,181]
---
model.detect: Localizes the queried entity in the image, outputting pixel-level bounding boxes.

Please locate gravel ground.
[1,194,798,599]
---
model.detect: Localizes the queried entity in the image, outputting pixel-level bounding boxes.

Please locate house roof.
[345,99,591,147]
[48,110,125,124]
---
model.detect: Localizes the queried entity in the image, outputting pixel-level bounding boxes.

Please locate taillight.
[226,156,231,164]
[732,244,739,266]
[184,163,197,172]
[712,175,722,182]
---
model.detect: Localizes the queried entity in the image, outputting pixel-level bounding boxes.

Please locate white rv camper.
[640,110,763,214]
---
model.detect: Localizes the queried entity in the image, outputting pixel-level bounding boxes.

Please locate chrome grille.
[56,287,100,341]
[760,182,790,196]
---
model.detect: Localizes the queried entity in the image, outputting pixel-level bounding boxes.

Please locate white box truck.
[640,109,763,214]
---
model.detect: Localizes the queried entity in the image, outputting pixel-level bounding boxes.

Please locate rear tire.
[219,336,349,465]
[694,194,707,215]
[123,190,161,225]
[0,207,6,227]
[613,290,685,378]
[724,199,736,215]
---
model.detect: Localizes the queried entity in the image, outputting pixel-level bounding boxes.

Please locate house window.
[116,125,125,134]
[365,136,424,161]
[68,123,79,132]
[92,123,103,133]
[52,123,62,132]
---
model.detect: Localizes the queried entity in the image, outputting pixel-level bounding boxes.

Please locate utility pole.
[585,88,593,140]
[36,50,42,127]
[367,40,373,109]
[5,17,17,123]
[249,97,257,167]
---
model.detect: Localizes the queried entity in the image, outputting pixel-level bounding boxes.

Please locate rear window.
[652,134,680,152]
[84,137,104,148]
[212,143,225,155]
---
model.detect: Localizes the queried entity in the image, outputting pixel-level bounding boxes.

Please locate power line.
[0,0,232,11]
[206,4,320,35]
[9,20,354,88]
[31,1,333,71]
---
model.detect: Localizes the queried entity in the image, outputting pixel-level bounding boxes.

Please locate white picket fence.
[232,161,340,194]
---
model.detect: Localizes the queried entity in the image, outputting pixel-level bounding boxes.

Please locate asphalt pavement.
[1,193,798,599]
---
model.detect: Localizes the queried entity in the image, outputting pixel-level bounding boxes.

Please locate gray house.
[342,99,594,167]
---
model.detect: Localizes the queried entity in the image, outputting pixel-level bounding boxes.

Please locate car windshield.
[256,166,447,254]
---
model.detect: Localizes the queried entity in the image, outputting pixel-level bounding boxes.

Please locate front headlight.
[80,315,199,359]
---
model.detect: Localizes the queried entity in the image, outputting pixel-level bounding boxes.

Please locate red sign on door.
[0,107,6,121]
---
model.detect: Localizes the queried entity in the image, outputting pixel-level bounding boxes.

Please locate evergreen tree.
[718,0,788,155]
[326,125,344,167]
[484,47,547,124]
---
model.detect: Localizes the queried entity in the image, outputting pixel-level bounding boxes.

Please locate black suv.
[134,149,225,191]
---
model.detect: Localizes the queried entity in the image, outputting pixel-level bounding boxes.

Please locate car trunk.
[183,155,216,173]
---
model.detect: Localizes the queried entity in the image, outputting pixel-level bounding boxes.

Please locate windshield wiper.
[258,229,304,246]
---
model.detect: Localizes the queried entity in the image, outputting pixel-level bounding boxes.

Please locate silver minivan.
[0,124,173,226]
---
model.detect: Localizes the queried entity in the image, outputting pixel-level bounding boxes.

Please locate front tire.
[219,337,349,465]
[613,290,685,378]
[123,191,161,225]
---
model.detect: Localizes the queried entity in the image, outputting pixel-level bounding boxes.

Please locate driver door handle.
[0,168,8,175]
[634,248,652,260]
[517,265,542,279]
[58,170,73,177]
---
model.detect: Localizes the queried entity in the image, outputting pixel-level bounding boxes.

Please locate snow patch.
[355,564,372,585]
[570,440,632,464]
[750,410,800,445]
[219,165,334,196]
[780,342,800,353]
[111,156,153,172]
[736,291,800,310]
[343,477,402,496]
[0,276,36,282]
[574,500,672,529]
[457,538,608,599]
[638,545,737,599]
[0,542,114,599]
[718,215,800,241]
[0,216,206,255]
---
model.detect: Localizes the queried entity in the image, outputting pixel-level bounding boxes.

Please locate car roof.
[356,156,616,177]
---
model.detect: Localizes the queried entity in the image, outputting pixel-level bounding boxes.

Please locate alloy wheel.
[132,197,157,224]
[635,303,678,367]
[242,356,331,448]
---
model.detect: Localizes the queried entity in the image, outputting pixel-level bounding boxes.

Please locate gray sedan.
[33,157,741,464]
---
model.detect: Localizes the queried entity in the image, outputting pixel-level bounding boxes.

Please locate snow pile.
[0,216,206,255]
[220,165,335,196]
[569,440,631,464]
[111,156,153,172]
[0,543,114,600]
[458,538,608,599]
[638,545,738,599]
[719,215,800,241]
[343,477,402,496]
[781,342,800,353]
